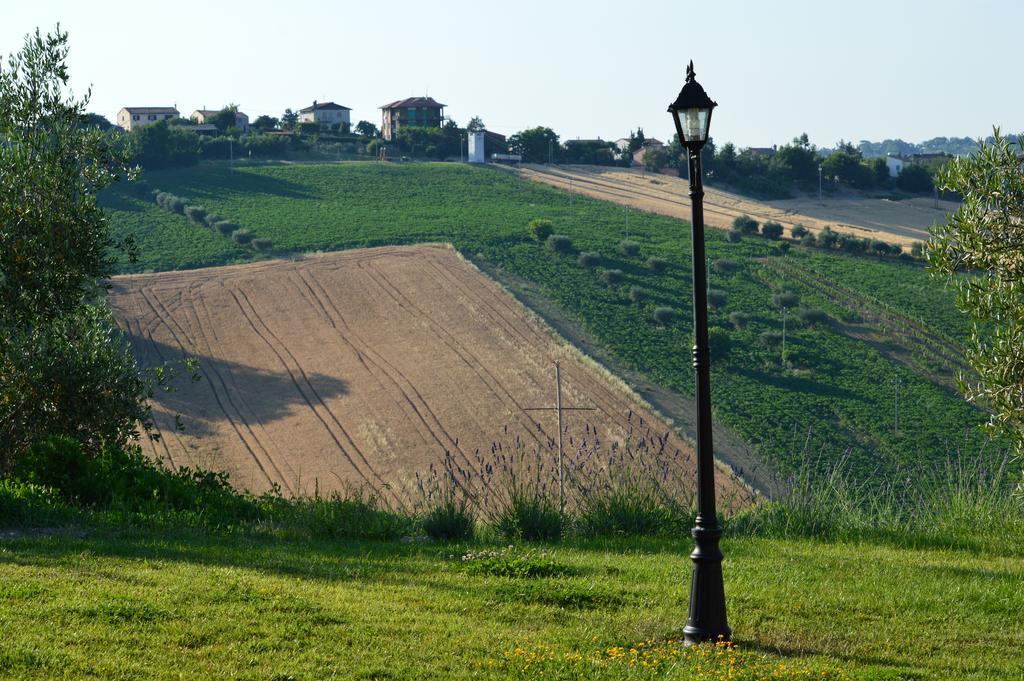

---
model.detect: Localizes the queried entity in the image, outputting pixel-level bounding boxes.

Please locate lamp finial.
[686,60,696,83]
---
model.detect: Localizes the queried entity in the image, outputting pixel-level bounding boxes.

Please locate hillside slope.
[101,162,997,486]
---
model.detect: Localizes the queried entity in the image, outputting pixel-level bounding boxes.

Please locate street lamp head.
[668,61,717,149]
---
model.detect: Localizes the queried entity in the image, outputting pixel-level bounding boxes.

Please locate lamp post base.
[683,525,730,645]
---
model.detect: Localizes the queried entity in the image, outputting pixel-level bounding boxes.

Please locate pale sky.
[3,0,1020,148]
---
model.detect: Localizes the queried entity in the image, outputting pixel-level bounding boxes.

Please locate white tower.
[467,131,486,163]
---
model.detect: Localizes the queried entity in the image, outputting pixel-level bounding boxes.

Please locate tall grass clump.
[415,454,475,541]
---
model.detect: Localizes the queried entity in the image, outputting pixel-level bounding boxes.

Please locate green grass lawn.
[2,527,1020,679]
[100,161,996,484]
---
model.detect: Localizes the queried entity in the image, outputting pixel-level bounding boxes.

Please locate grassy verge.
[2,526,1021,679]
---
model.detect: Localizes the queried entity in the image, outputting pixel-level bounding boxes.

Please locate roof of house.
[299,101,352,113]
[121,107,179,114]
[643,138,664,146]
[380,97,446,110]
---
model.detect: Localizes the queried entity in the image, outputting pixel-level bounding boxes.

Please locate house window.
[132,114,139,121]
[148,114,157,121]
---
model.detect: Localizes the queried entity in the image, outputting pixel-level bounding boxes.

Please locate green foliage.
[896,163,934,193]
[601,268,624,285]
[646,256,669,272]
[417,455,475,541]
[459,548,569,578]
[508,126,559,163]
[230,228,253,244]
[628,286,647,304]
[761,221,783,239]
[354,120,379,138]
[205,213,225,228]
[732,215,759,234]
[129,120,200,169]
[728,311,750,330]
[577,251,601,268]
[821,143,874,189]
[251,237,273,251]
[546,234,573,253]
[618,240,640,257]
[183,205,207,224]
[818,227,838,249]
[791,224,809,239]
[529,218,555,242]
[929,130,1024,457]
[642,145,670,172]
[911,241,924,258]
[797,307,830,326]
[707,289,727,309]
[0,479,74,526]
[771,291,800,309]
[215,220,239,236]
[250,115,278,132]
[653,306,676,325]
[495,493,563,541]
[726,229,742,243]
[712,259,740,275]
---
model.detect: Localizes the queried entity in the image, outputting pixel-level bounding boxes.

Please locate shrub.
[869,239,891,256]
[729,311,750,330]
[602,269,624,285]
[576,488,675,537]
[251,238,273,252]
[839,235,867,254]
[726,229,743,243]
[761,221,784,239]
[800,232,817,247]
[495,492,562,541]
[231,229,253,245]
[529,218,555,242]
[798,308,830,326]
[628,286,647,303]
[168,197,187,214]
[760,330,783,346]
[708,326,730,355]
[578,251,601,268]
[910,241,925,258]
[546,234,573,253]
[818,228,838,249]
[712,259,740,275]
[707,288,727,309]
[459,547,569,578]
[647,256,669,272]
[421,493,475,541]
[205,214,226,228]
[290,492,411,541]
[772,291,800,309]
[777,241,791,255]
[149,189,161,201]
[790,224,809,239]
[653,306,676,325]
[733,215,759,234]
[155,192,172,209]
[183,205,207,225]
[618,240,640,257]
[215,221,238,236]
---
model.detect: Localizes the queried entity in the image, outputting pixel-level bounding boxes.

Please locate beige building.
[190,109,250,133]
[117,107,179,131]
[379,97,445,141]
[297,101,351,129]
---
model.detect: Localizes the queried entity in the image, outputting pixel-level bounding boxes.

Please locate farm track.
[511,164,955,247]
[108,245,748,502]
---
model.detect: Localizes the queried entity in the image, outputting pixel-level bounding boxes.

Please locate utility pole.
[549,138,553,165]
[523,361,595,516]
[229,138,234,173]
[818,164,822,201]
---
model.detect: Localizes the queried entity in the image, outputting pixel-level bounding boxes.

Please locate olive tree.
[0,28,182,470]
[928,130,1024,459]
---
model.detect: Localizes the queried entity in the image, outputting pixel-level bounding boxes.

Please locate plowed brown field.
[109,245,745,504]
[515,164,957,247]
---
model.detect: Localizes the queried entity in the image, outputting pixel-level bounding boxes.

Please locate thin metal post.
[782,307,788,362]
[818,165,822,201]
[555,361,565,516]
[893,376,902,434]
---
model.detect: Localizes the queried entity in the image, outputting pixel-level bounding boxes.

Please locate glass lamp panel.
[683,108,709,143]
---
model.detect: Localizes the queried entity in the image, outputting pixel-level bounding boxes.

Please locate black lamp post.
[668,61,731,645]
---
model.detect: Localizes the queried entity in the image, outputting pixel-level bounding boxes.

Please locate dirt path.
[109,244,751,506]
[511,164,957,248]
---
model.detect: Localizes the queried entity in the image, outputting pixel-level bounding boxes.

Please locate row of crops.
[101,162,999,484]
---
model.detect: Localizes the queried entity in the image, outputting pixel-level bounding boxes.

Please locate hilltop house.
[117,106,179,131]
[190,109,250,133]
[298,101,352,129]
[379,97,445,141]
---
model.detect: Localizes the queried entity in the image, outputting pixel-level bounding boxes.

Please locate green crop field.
[100,161,997,484]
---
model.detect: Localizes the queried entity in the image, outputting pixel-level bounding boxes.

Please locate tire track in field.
[138,285,282,491]
[188,280,302,492]
[228,286,399,503]
[359,259,552,449]
[296,268,483,482]
[424,254,636,438]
